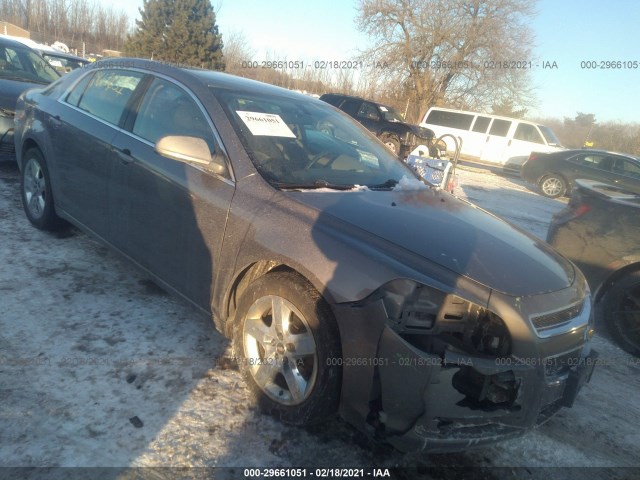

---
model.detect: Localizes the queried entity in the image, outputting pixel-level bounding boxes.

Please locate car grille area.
[531,301,584,332]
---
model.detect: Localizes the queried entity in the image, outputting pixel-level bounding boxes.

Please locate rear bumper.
[333,297,596,453]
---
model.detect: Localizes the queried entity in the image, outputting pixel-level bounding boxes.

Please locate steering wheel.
[305,150,340,170]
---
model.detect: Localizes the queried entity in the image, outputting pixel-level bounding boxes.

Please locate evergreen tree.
[125,0,224,70]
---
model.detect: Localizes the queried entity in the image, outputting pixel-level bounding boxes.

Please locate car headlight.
[378,279,511,357]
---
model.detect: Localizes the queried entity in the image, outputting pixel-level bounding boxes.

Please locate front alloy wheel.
[234,271,341,424]
[243,295,318,405]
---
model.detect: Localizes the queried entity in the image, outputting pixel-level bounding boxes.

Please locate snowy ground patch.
[1,161,639,478]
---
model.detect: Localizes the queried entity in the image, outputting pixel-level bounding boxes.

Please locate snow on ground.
[1,160,639,479]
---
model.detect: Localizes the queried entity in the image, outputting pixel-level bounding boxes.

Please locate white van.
[420,107,564,168]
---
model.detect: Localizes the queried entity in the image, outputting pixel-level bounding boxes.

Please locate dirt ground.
[1,160,639,480]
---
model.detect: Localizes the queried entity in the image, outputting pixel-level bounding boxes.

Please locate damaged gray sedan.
[14,59,597,453]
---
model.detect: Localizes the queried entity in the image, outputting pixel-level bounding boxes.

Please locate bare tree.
[356,0,538,122]
[222,29,255,75]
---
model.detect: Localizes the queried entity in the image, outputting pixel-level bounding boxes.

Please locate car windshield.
[380,105,404,123]
[538,125,562,146]
[0,44,59,84]
[211,88,419,189]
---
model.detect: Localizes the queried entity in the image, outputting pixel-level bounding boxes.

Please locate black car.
[0,36,59,159]
[320,93,436,158]
[521,148,640,198]
[548,179,640,356]
[14,58,596,453]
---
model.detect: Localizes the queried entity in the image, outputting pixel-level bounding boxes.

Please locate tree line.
[0,0,130,53]
[2,0,637,156]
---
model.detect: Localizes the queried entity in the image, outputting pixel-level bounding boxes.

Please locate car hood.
[404,123,434,140]
[0,78,43,111]
[287,188,575,296]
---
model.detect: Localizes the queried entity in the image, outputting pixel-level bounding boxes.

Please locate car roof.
[88,57,326,104]
[563,149,640,161]
[321,92,394,110]
[41,50,88,62]
[0,36,38,50]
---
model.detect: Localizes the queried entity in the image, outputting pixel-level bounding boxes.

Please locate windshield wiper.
[274,180,356,191]
[367,179,399,190]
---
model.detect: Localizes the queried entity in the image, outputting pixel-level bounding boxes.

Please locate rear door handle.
[115,147,134,165]
[49,115,61,129]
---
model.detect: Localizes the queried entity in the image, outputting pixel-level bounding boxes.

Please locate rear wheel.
[603,272,640,357]
[233,271,341,424]
[379,134,400,155]
[539,174,567,198]
[21,148,63,231]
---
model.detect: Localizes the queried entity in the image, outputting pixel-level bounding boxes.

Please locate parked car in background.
[0,35,89,74]
[548,180,640,356]
[521,149,640,198]
[320,93,436,158]
[0,36,59,160]
[40,50,89,73]
[420,107,564,169]
[15,58,596,453]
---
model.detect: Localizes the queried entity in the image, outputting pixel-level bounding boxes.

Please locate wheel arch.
[18,137,44,171]
[222,259,337,338]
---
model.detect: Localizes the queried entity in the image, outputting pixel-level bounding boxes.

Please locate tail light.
[570,202,591,218]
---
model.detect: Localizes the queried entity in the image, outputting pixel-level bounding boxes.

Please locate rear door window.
[76,70,144,125]
[569,154,612,170]
[488,119,511,137]
[613,158,640,179]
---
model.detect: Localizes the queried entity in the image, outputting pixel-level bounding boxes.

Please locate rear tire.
[233,271,342,425]
[603,272,640,357]
[20,148,63,231]
[379,134,400,155]
[539,174,567,198]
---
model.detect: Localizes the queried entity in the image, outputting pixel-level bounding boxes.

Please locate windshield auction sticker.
[236,111,296,138]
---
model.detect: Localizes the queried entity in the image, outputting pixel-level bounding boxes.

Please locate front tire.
[233,271,341,425]
[603,272,640,357]
[539,174,567,198]
[20,148,63,231]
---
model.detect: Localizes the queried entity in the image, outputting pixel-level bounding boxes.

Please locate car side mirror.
[155,135,226,176]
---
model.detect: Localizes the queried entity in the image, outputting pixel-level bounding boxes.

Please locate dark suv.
[320,93,435,158]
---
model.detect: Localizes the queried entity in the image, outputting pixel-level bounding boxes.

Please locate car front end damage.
[332,275,596,453]
[399,126,435,159]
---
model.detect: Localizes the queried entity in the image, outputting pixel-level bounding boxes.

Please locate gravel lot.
[1,159,639,480]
